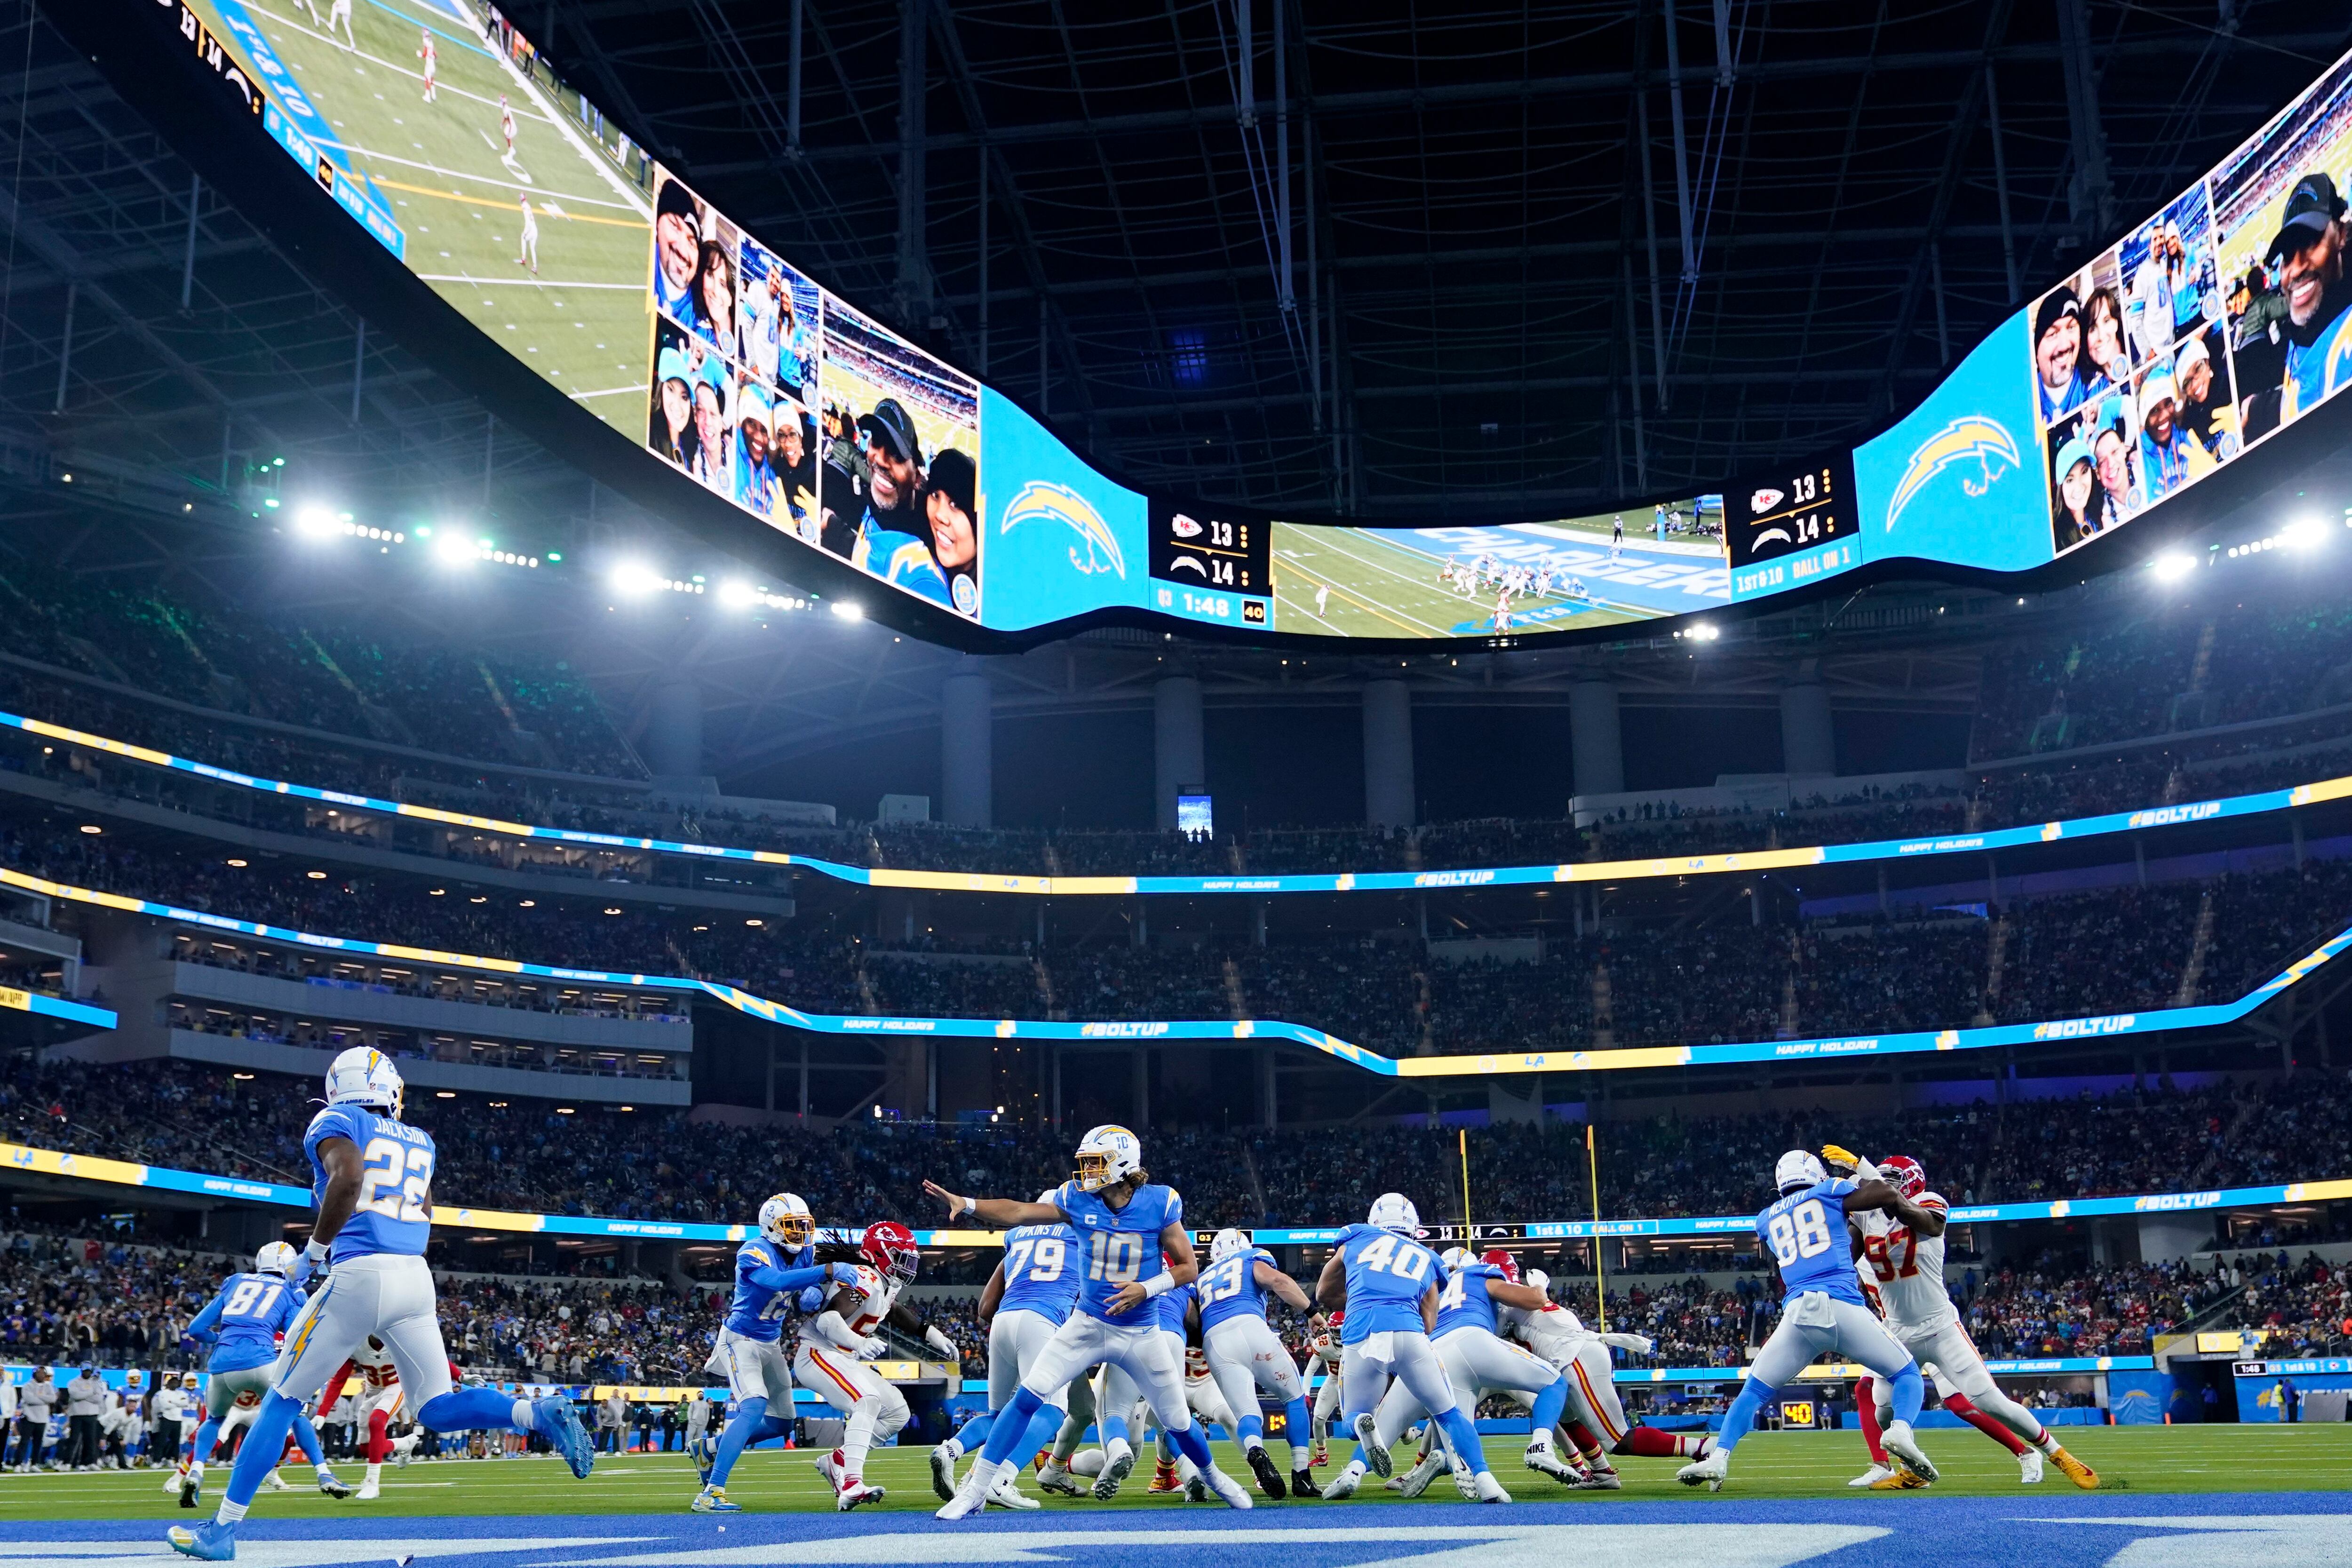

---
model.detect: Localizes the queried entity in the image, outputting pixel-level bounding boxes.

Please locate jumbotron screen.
[148,1,2352,644]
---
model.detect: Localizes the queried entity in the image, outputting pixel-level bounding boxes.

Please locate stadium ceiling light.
[77,824,100,835]
[829,600,865,621]
[431,531,478,568]
[435,1090,456,1099]
[716,579,757,608]
[608,560,662,597]
[2151,553,2198,581]
[225,858,247,868]
[2284,517,2328,549]
[306,870,327,880]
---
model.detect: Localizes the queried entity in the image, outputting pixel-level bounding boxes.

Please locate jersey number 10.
[1087,1232,1144,1285]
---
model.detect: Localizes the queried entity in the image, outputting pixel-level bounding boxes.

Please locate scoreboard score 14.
[1151,505,1271,595]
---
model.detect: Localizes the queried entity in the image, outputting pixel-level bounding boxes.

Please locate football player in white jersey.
[1502,1259,1709,1485]
[1303,1311,1344,1466]
[326,0,354,49]
[500,96,517,159]
[313,1338,428,1499]
[418,30,437,102]
[796,1221,963,1510]
[1837,1151,2099,1490]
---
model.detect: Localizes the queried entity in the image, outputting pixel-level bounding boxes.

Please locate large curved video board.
[124,2,2352,646]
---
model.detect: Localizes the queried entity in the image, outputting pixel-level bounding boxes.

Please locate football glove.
[855,1335,890,1360]
[923,1325,958,1359]
[1820,1144,1860,1172]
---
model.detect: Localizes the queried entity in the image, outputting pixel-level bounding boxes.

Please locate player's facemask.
[1074,1153,1112,1191]
[776,1213,813,1247]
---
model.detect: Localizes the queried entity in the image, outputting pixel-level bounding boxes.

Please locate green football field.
[201,0,657,438]
[13,1426,2351,1520]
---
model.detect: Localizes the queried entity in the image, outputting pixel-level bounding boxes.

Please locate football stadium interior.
[1,1,2351,1563]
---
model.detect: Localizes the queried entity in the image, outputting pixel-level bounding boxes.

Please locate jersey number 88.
[1765,1198,1837,1266]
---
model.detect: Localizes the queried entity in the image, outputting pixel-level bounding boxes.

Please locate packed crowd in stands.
[0,567,638,779]
[11,807,2352,1055]
[15,581,2352,888]
[12,1055,2350,1232]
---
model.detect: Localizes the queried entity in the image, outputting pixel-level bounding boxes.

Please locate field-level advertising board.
[152,0,2352,644]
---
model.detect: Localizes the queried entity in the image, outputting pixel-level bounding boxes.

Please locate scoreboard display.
[1724,451,1858,571]
[1149,503,1273,628]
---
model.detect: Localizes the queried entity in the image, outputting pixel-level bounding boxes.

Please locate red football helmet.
[861,1220,920,1285]
[1880,1155,1927,1200]
[1480,1248,1521,1283]
[1328,1309,1345,1330]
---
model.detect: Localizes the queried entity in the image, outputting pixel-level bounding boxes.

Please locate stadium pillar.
[645,680,705,783]
[941,669,993,828]
[1363,679,1415,828]
[1133,1048,1151,1127]
[896,0,929,324]
[1779,681,1836,777]
[1154,676,1205,831]
[1569,681,1624,797]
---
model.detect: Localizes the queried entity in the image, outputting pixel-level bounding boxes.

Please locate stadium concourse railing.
[7,863,2352,1081]
[6,706,2347,899]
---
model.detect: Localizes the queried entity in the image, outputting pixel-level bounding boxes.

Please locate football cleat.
[167,1522,237,1561]
[1398,1446,1448,1499]
[1523,1441,1578,1484]
[163,1466,188,1497]
[1677,1449,1729,1491]
[1204,1465,1255,1510]
[1353,1412,1391,1478]
[690,1483,741,1513]
[1849,1461,1895,1488]
[2018,1449,2044,1485]
[935,1465,992,1521]
[1245,1444,1287,1498]
[176,1467,201,1508]
[1308,1441,1330,1467]
[1184,1472,1210,1504]
[1037,1462,1084,1497]
[834,1476,885,1512]
[1880,1422,1939,1485]
[1092,1445,1136,1501]
[985,1471,1040,1510]
[535,1394,596,1480]
[930,1442,960,1502]
[688,1433,716,1486]
[1291,1470,1318,1498]
[1570,1469,1622,1491]
[2050,1446,2099,1490]
[1869,1465,1932,1491]
[355,1478,380,1501]
[1452,1458,1481,1502]
[1473,1471,1512,1504]
[1147,1458,1183,1495]
[1320,1466,1362,1500]
[318,1471,352,1500]
[262,1472,291,1492]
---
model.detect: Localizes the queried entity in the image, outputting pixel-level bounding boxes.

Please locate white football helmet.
[758,1193,814,1249]
[1073,1124,1143,1192]
[1524,1267,1551,1292]
[1368,1192,1421,1235]
[1774,1149,1828,1194]
[1210,1227,1251,1264]
[325,1046,404,1119]
[254,1242,298,1278]
[1439,1245,1470,1272]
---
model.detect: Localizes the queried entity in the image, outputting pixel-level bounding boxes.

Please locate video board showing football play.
[146,1,2352,644]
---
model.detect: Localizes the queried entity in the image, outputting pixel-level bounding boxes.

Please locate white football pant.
[1747,1293,1915,1390]
[268,1255,455,1413]
[1872,1320,2048,1445]
[793,1342,909,1478]
[1375,1327,1556,1449]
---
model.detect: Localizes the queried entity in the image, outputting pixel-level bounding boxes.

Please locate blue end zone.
[27,1494,2352,1567]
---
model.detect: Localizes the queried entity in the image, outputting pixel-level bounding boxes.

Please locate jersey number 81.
[1765,1198,1836,1266]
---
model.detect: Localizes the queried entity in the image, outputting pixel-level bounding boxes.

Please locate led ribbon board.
[96,5,2352,649]
[3,863,2343,1081]
[9,705,2347,897]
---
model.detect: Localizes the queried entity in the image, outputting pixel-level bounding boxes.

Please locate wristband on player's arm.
[1140,1270,1176,1299]
[304,1237,331,1264]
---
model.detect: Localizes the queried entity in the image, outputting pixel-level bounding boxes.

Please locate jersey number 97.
[358,1137,434,1224]
[1765,1198,1836,1266]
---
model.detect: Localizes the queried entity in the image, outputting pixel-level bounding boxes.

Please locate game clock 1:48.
[1149,502,1271,595]
[1724,450,1857,570]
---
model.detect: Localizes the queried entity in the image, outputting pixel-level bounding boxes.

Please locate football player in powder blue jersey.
[169,1050,597,1561]
[930,1194,1086,1507]
[1314,1194,1508,1502]
[922,1124,1253,1517]
[1677,1151,1938,1492]
[1191,1226,1317,1498]
[173,1244,346,1506]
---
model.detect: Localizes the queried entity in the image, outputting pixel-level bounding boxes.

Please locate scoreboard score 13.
[1724,451,1858,572]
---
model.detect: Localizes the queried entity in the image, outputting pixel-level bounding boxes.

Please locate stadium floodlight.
[608,560,662,597]
[431,531,479,568]
[829,600,865,621]
[2283,517,2328,550]
[2151,552,2198,582]
[294,506,337,537]
[717,579,758,609]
